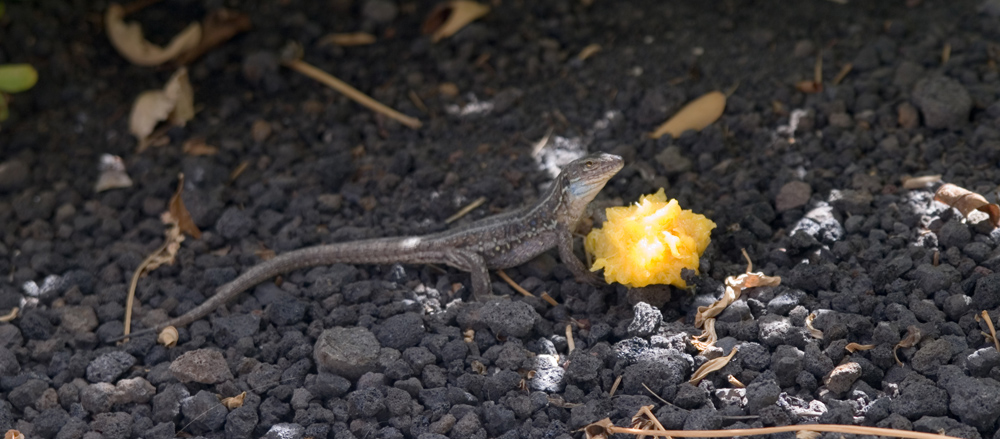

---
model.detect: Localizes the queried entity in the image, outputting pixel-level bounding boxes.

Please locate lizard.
[118,153,624,340]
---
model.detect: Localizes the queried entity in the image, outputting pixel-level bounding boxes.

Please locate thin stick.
[282,58,422,129]
[606,424,961,439]
[445,196,487,224]
[0,307,18,322]
[539,292,558,306]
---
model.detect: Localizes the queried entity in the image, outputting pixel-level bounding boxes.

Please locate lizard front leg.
[557,228,601,287]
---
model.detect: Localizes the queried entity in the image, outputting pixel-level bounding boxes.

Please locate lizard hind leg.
[443,250,498,300]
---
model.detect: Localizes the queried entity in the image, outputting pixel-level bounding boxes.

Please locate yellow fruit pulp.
[585,189,716,288]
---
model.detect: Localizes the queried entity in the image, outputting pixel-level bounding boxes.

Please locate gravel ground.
[2,0,1000,438]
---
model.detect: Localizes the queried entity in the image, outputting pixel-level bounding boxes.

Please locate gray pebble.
[86,351,135,383]
[314,327,381,379]
[912,75,972,130]
[0,159,29,192]
[824,362,862,394]
[627,302,661,338]
[169,349,233,384]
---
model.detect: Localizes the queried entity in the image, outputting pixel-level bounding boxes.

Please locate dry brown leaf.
[175,9,252,65]
[221,391,246,409]
[894,325,923,366]
[845,342,875,353]
[318,32,377,47]
[105,3,202,66]
[422,1,490,43]
[902,174,942,189]
[169,173,202,239]
[157,326,178,347]
[805,313,823,339]
[130,68,194,150]
[609,375,622,396]
[689,346,738,385]
[935,183,1000,228]
[94,154,134,193]
[182,137,219,156]
[649,91,726,139]
[4,430,24,439]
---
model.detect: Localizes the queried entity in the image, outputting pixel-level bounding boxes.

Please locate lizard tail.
[114,237,441,342]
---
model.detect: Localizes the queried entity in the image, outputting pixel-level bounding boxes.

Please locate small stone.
[215,207,255,240]
[479,300,540,338]
[828,112,853,128]
[181,390,227,433]
[0,159,29,193]
[116,377,157,404]
[627,302,661,338]
[90,412,133,439]
[793,40,815,57]
[61,306,99,333]
[912,75,972,130]
[314,327,381,379]
[824,362,862,394]
[86,351,136,383]
[897,102,919,130]
[169,349,234,384]
[655,146,693,174]
[251,120,272,143]
[362,0,398,24]
[775,181,811,212]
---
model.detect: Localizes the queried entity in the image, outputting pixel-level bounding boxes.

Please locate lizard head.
[560,153,624,219]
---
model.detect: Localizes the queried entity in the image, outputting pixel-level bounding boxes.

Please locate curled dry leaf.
[649,91,726,139]
[902,174,942,189]
[157,326,178,347]
[221,391,246,409]
[423,1,490,43]
[695,268,780,328]
[982,310,1000,353]
[169,173,202,239]
[845,342,875,353]
[689,346,738,385]
[934,183,1000,228]
[805,313,823,339]
[175,9,252,65]
[4,429,24,439]
[318,32,377,47]
[94,154,134,193]
[893,325,923,366]
[130,68,195,150]
[691,318,717,352]
[583,418,614,439]
[105,3,202,66]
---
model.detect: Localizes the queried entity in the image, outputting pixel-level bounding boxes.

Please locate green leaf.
[0,64,38,93]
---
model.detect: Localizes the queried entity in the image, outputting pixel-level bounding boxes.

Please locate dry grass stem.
[566,324,575,354]
[983,310,1000,353]
[609,375,622,396]
[831,62,852,85]
[845,342,875,353]
[496,270,535,297]
[0,307,18,322]
[282,58,422,129]
[445,196,487,223]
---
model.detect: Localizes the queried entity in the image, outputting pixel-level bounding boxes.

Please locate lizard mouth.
[568,153,624,198]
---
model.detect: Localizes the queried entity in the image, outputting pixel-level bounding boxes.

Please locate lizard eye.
[585,160,594,168]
